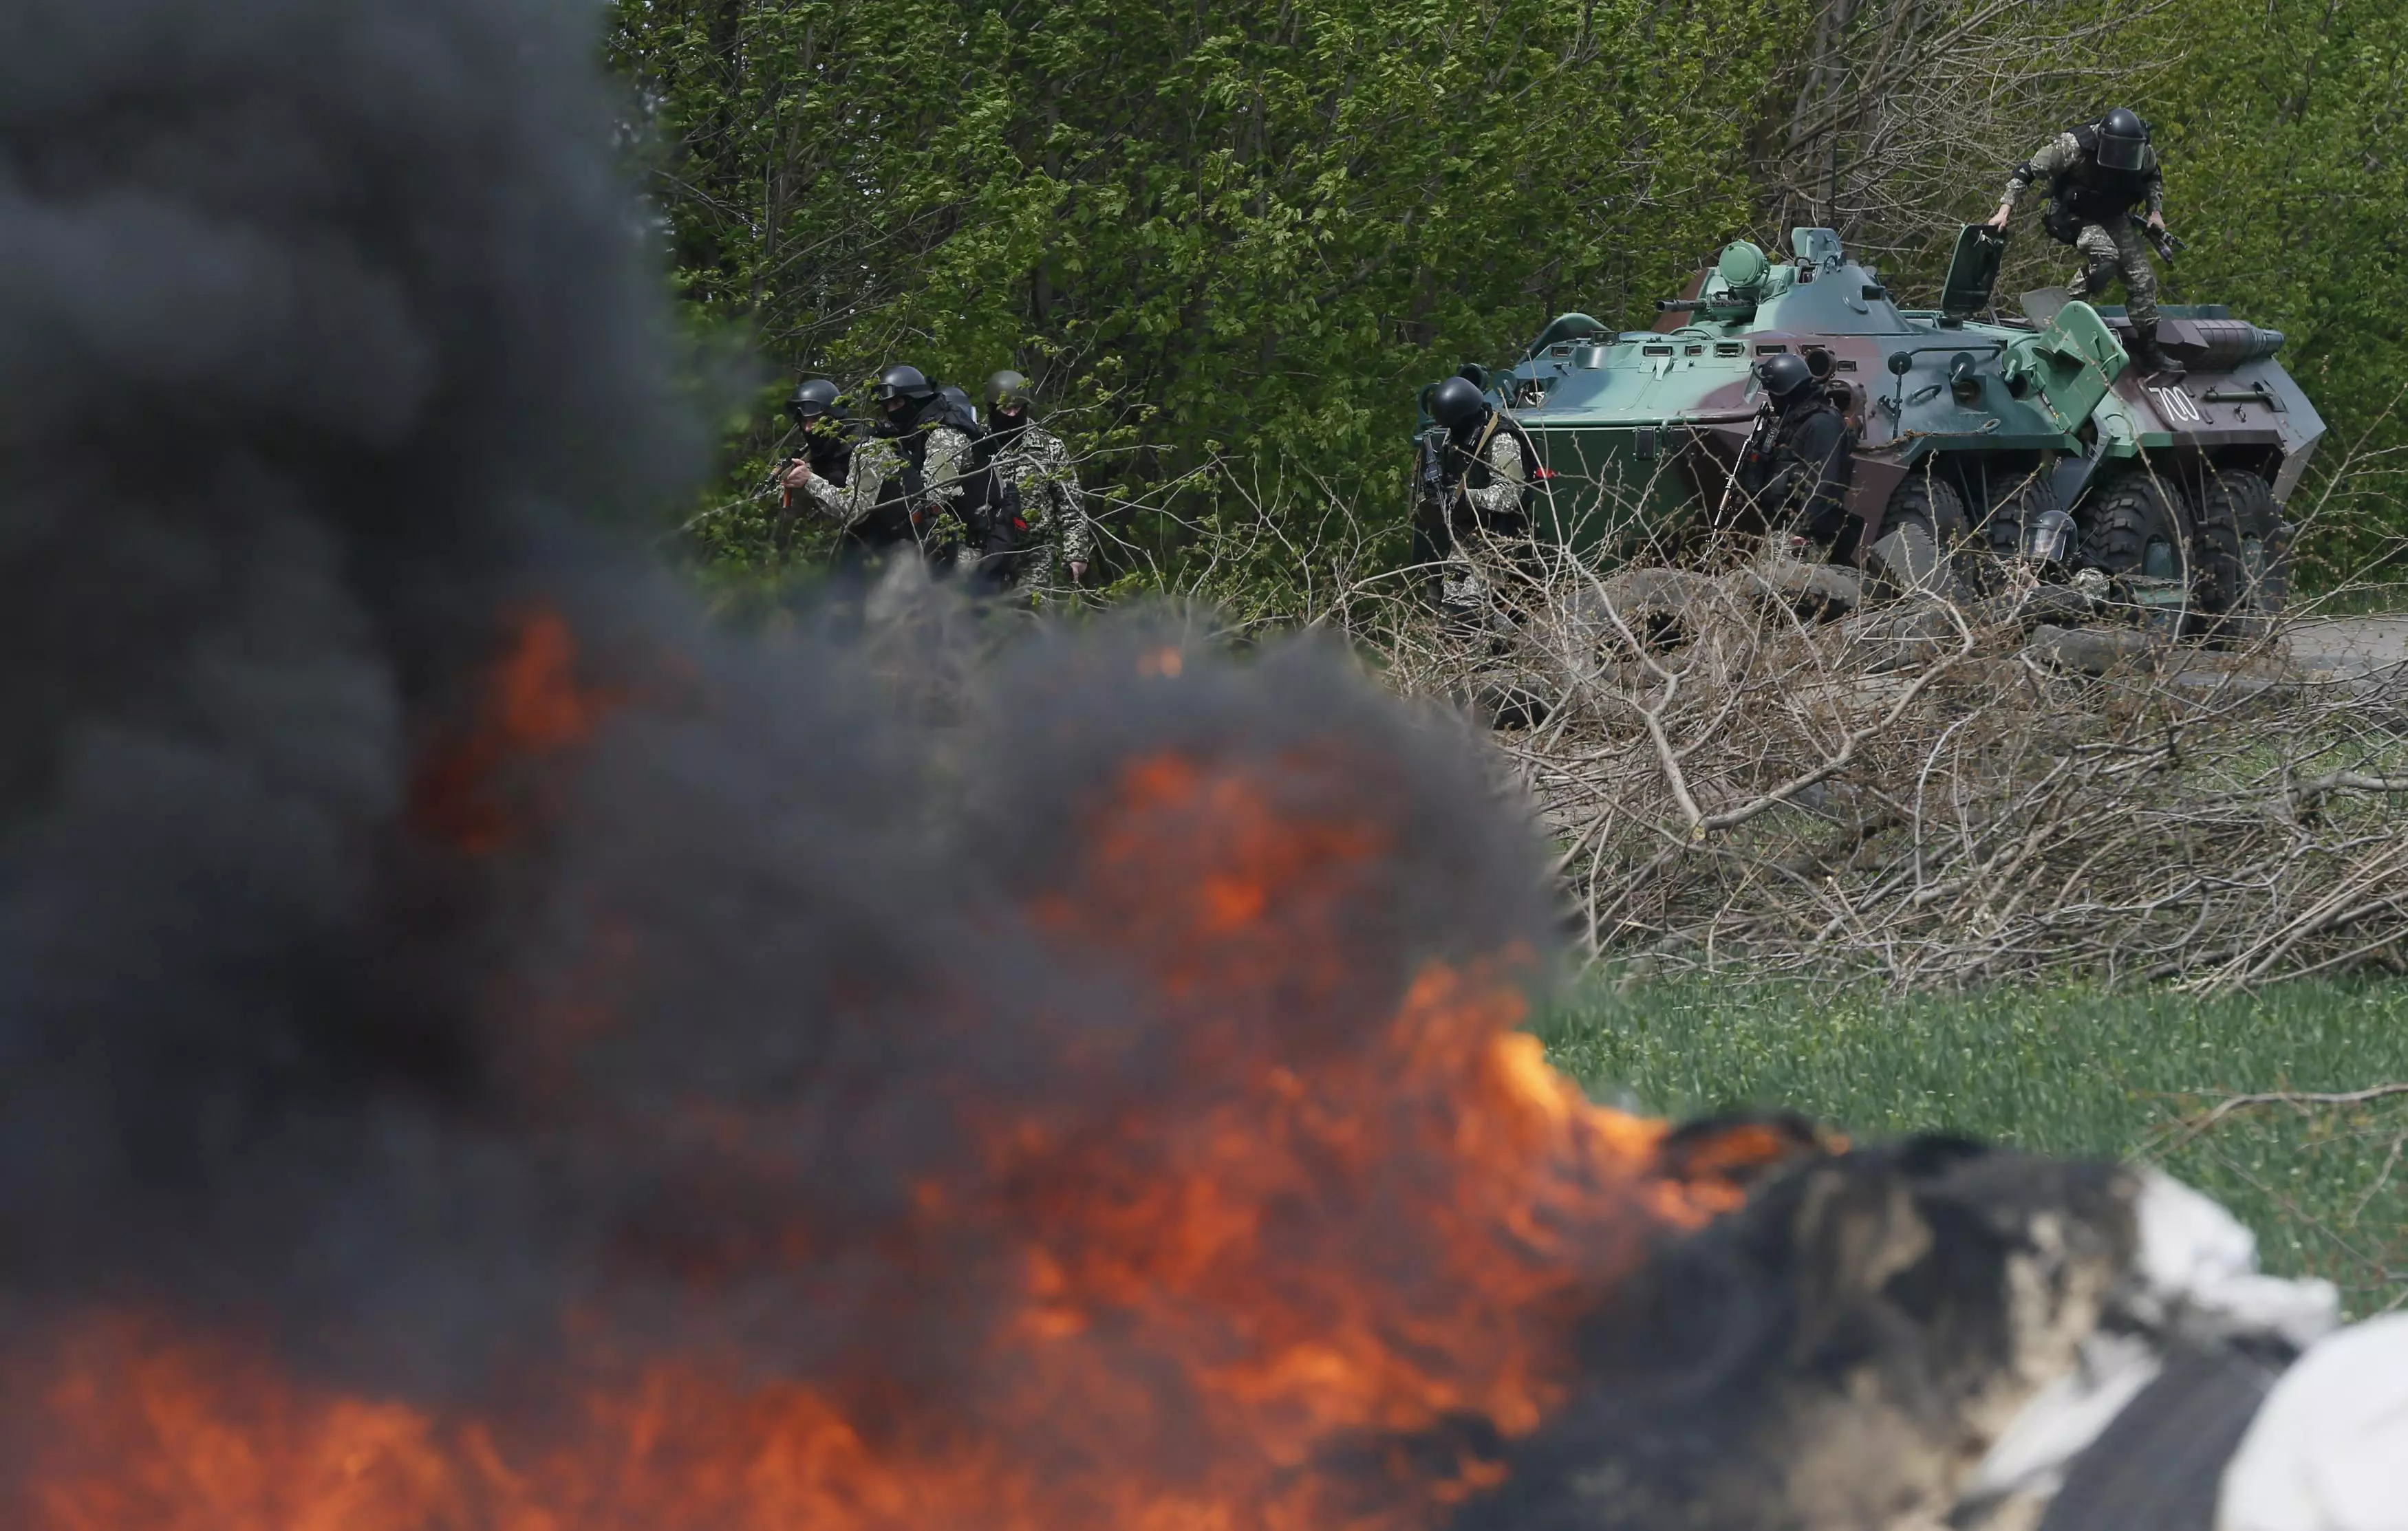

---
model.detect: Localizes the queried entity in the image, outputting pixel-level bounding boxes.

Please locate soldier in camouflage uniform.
[1417,376,1537,617]
[778,378,855,529]
[974,371,1090,600]
[1987,107,2182,377]
[785,363,976,569]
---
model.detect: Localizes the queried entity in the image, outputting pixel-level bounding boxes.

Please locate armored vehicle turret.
[1427,227,2322,628]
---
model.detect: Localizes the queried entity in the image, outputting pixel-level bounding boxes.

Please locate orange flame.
[15,746,1803,1531]
[409,607,615,854]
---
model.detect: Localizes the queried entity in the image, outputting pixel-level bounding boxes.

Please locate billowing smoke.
[0,8,2200,1531]
[0,0,698,1354]
[0,1,1584,1523]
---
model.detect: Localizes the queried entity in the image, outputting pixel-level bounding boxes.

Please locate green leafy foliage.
[611,0,2407,587]
[2133,0,2408,572]
[610,0,1779,578]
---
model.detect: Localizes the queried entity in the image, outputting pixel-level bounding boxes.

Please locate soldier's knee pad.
[2083,257,2120,295]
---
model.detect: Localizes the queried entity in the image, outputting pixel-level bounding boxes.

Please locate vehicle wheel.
[2193,469,2286,622]
[1970,468,2062,588]
[1869,475,1966,598]
[2076,471,2194,628]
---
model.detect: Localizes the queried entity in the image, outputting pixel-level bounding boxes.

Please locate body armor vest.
[1740,393,1856,537]
[807,432,852,488]
[852,427,929,550]
[2050,124,2153,233]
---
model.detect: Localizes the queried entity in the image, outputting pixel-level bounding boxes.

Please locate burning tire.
[2192,468,2288,631]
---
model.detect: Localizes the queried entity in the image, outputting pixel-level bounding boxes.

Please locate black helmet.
[872,363,935,433]
[2096,107,2149,172]
[985,369,1033,413]
[936,382,979,429]
[873,364,936,404]
[1756,351,1816,404]
[787,378,842,423]
[1428,376,1490,433]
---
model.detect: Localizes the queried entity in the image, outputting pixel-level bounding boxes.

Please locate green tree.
[2136,0,2408,572]
[612,0,2407,588]
[611,0,1782,583]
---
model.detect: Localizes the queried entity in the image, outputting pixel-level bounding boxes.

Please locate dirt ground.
[2070,612,2408,695]
[2286,614,2408,682]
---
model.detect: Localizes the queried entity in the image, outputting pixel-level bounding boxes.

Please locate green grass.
[1540,977,2408,1313]
[2301,578,2408,616]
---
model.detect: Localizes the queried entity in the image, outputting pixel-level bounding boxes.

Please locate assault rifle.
[1416,426,1457,523]
[1723,400,1785,517]
[2145,224,2186,265]
[770,449,806,510]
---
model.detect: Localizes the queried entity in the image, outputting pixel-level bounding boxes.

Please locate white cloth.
[1964,1329,2164,1503]
[2129,1171,2340,1350]
[1961,1171,2341,1508]
[2218,1314,2408,1531]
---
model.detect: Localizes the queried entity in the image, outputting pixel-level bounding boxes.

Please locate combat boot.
[2129,318,2184,380]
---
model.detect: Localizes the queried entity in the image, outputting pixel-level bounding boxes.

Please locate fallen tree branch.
[2178,1082,2408,1134]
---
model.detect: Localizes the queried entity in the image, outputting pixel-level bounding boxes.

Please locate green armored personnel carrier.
[1430,226,2323,627]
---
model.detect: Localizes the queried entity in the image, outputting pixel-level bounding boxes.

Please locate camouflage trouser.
[1013,543,1074,607]
[2065,217,2158,328]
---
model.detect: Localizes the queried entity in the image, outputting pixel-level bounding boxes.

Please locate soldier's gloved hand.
[780,458,813,488]
[1067,560,1088,584]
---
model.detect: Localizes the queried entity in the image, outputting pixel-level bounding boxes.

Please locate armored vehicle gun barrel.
[2185,320,2285,371]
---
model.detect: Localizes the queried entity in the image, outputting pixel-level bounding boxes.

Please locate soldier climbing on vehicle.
[1733,353,1859,561]
[970,370,1091,602]
[1415,376,1540,620]
[788,363,976,570]
[1987,107,2184,378]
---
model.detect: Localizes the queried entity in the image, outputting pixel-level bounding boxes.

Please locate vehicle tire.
[1869,475,1966,598]
[2076,472,2189,579]
[1969,468,2062,589]
[1975,468,2057,552]
[2076,470,2194,629]
[2192,469,2286,622]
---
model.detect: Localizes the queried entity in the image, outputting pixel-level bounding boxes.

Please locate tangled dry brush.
[1199,464,2408,991]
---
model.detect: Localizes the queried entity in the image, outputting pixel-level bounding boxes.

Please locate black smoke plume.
[1,0,696,1356]
[0,8,2156,1531]
[0,0,1560,1512]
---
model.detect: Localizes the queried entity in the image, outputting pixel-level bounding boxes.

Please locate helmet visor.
[2095,131,2145,173]
[2022,506,2076,565]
